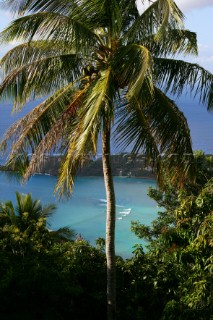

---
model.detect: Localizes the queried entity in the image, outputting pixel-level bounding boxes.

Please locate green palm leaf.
[125,0,184,43]
[115,86,195,187]
[0,83,76,156]
[1,40,78,74]
[0,12,99,52]
[2,0,78,16]
[0,52,83,107]
[154,58,213,109]
[15,192,56,220]
[23,88,87,180]
[56,68,116,196]
[155,0,184,41]
[142,29,198,57]
[112,43,154,99]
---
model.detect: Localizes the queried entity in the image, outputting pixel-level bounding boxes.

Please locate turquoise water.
[0,173,158,258]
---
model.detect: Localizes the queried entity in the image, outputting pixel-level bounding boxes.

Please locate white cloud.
[175,0,213,12]
[137,0,213,13]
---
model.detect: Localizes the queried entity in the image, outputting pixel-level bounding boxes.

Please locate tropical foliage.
[130,152,213,319]
[0,1,213,318]
[0,192,75,255]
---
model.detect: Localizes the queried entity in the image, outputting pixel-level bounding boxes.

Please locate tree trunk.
[102,121,116,320]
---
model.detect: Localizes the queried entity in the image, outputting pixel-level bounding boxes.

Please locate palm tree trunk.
[102,121,116,320]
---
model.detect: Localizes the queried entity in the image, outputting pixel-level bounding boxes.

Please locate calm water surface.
[0,173,158,258]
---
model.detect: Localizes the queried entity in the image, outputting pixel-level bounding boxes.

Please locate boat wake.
[117,208,131,220]
[99,198,107,203]
[98,199,131,220]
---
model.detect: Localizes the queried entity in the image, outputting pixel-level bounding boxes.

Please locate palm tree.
[0,0,212,318]
[0,191,56,225]
[0,192,75,254]
[0,192,55,254]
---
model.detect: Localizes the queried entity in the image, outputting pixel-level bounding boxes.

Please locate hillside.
[37,154,155,178]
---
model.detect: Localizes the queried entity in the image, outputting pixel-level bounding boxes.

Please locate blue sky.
[0,1,212,72]
[177,0,213,73]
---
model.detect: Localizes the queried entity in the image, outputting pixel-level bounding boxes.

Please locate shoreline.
[0,154,155,179]
[0,171,156,181]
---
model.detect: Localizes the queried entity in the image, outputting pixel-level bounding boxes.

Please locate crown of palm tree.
[0,0,212,196]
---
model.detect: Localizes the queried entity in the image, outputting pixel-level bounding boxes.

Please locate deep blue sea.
[0,96,212,257]
[0,95,213,154]
[176,96,213,154]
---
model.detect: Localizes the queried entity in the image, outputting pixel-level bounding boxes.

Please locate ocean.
[176,96,213,154]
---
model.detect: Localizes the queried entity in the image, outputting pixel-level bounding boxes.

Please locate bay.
[0,173,157,258]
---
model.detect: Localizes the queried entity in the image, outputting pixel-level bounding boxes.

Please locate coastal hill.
[37,154,155,178]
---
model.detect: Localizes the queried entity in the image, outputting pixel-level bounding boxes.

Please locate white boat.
[119,208,131,214]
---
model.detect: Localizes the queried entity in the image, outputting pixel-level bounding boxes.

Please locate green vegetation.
[0,152,212,319]
[0,1,213,319]
[130,151,213,319]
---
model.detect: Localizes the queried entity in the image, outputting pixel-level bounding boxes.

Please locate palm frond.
[125,0,184,43]
[0,12,99,53]
[15,191,56,220]
[1,0,107,30]
[155,0,184,41]
[2,0,135,41]
[102,0,122,39]
[0,47,83,107]
[112,43,154,99]
[146,88,192,152]
[0,200,17,224]
[0,40,77,75]
[154,58,213,109]
[0,83,76,157]
[119,0,139,32]
[2,152,30,178]
[23,88,86,180]
[115,93,164,185]
[115,94,158,155]
[55,68,116,197]
[1,0,77,16]
[50,227,76,242]
[39,203,57,218]
[115,86,195,187]
[143,29,198,57]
